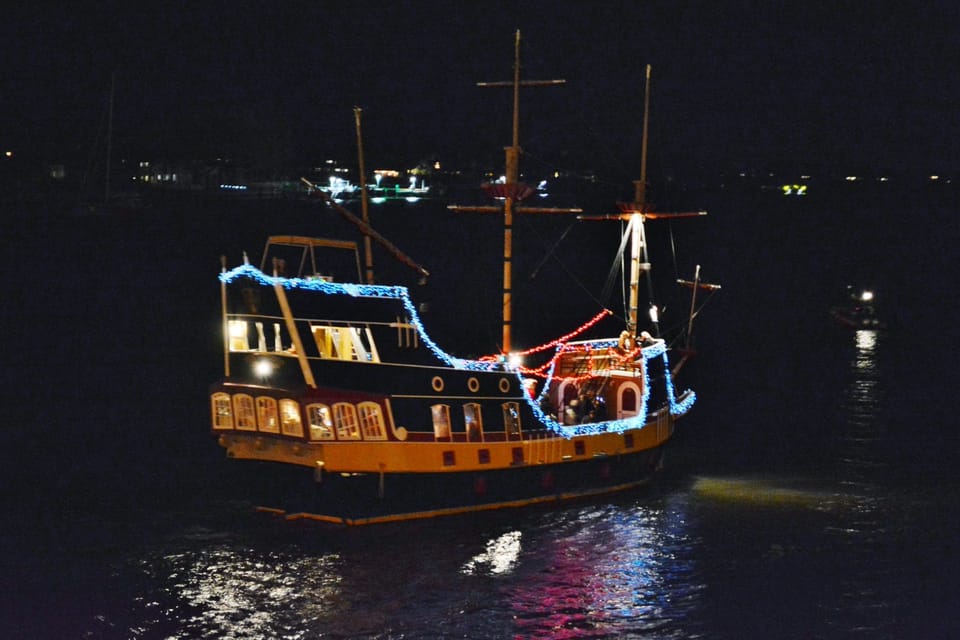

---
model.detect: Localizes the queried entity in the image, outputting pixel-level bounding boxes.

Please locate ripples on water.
[1,326,953,639]
[5,193,959,638]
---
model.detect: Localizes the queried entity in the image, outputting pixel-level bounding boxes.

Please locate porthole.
[467,377,480,393]
[431,376,444,392]
[498,377,510,393]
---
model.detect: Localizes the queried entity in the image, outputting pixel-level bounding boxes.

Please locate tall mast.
[579,64,707,337]
[627,64,654,335]
[354,107,375,284]
[450,30,576,354]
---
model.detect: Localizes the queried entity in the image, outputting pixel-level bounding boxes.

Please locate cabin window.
[464,402,484,442]
[233,394,257,431]
[478,449,491,464]
[431,404,452,441]
[333,403,361,440]
[624,433,635,449]
[256,396,279,433]
[502,402,522,437]
[310,325,380,362]
[228,320,249,351]
[357,401,387,440]
[279,399,304,437]
[307,403,335,441]
[211,393,233,430]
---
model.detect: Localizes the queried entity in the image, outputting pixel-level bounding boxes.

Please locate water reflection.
[839,329,884,485]
[115,541,347,639]
[504,500,702,638]
[462,530,522,575]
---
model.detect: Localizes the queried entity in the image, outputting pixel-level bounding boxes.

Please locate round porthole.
[499,377,511,393]
[467,377,480,393]
[431,376,444,392]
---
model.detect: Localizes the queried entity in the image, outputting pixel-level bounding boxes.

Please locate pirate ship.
[208,32,718,525]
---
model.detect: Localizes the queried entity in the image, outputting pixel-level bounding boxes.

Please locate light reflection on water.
[81,496,706,639]
[67,327,957,639]
[501,503,703,638]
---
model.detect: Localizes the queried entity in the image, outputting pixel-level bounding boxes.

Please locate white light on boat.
[253,359,274,378]
[649,304,659,323]
[507,353,523,370]
[860,290,874,302]
[229,320,247,338]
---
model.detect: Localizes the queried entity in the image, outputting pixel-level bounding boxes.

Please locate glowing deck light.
[507,353,523,370]
[860,290,874,302]
[253,358,274,378]
[648,304,659,324]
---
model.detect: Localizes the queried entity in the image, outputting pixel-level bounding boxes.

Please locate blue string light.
[222,264,695,438]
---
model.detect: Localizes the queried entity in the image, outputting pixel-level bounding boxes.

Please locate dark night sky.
[2,1,958,181]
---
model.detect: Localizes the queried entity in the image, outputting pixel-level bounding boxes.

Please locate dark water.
[2,181,959,638]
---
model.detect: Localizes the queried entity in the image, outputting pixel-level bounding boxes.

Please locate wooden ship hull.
[207,33,714,526]
[210,251,694,525]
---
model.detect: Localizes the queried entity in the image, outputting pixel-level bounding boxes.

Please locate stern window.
[233,394,256,431]
[357,401,387,440]
[211,393,233,429]
[279,399,303,437]
[256,396,279,433]
[333,403,361,440]
[307,403,335,441]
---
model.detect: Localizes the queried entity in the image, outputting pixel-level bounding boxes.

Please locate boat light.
[860,290,874,302]
[648,304,659,324]
[253,358,274,378]
[507,352,523,370]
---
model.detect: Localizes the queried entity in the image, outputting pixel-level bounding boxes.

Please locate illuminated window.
[279,399,303,437]
[307,403,335,441]
[211,393,233,429]
[311,325,380,362]
[464,402,484,442]
[431,404,451,441]
[502,402,521,437]
[333,403,360,440]
[233,394,256,431]
[228,320,249,351]
[357,401,386,440]
[256,397,279,433]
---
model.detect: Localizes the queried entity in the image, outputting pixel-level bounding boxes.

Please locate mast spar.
[450,30,579,354]
[578,64,711,340]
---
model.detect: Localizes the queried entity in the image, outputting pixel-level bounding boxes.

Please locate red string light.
[478,309,613,362]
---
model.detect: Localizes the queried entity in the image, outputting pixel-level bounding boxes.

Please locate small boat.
[830,286,885,330]
[207,33,717,525]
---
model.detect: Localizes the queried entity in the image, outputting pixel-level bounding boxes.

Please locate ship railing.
[225,311,411,361]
